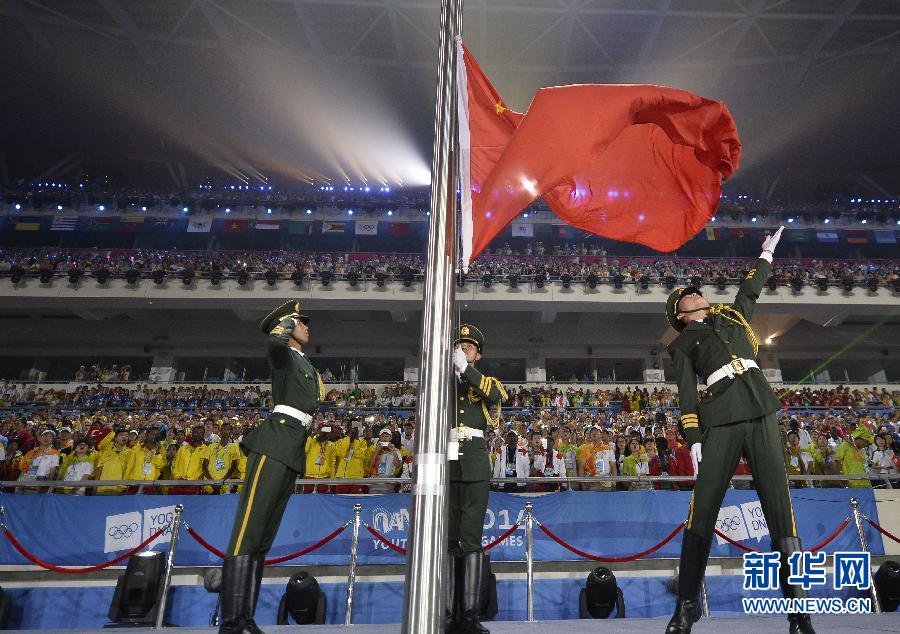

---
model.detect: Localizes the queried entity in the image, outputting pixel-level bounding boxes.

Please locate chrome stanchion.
[700,578,710,618]
[849,498,882,614]
[155,504,184,629]
[345,503,363,626]
[525,501,535,622]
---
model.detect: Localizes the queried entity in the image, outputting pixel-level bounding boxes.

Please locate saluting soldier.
[218,301,325,634]
[664,227,814,634]
[448,324,507,634]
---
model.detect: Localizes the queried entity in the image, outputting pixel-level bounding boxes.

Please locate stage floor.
[19,614,900,633]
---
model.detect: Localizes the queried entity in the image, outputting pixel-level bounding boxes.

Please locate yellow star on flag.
[495,100,507,115]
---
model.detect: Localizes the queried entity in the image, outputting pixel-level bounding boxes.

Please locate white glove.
[690,442,702,476]
[452,347,468,374]
[760,226,784,262]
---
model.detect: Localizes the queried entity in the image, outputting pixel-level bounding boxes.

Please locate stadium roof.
[3,0,900,195]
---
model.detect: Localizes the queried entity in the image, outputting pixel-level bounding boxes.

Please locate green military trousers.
[448,479,490,556]
[227,451,298,557]
[686,413,797,544]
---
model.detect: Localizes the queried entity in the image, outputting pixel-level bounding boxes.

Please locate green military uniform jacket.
[668,258,781,446]
[449,364,507,482]
[241,316,324,474]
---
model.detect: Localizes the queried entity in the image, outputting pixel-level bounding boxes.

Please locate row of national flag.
[0,216,413,237]
[700,226,897,244]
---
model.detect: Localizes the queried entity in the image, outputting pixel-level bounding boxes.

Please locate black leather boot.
[250,555,265,620]
[446,555,463,634]
[459,552,489,634]
[665,529,710,634]
[776,537,816,634]
[218,555,264,634]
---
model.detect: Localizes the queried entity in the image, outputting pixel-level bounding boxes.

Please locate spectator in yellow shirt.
[94,428,132,495]
[303,425,335,493]
[19,429,61,493]
[333,424,370,494]
[126,434,166,493]
[204,421,242,494]
[172,425,208,494]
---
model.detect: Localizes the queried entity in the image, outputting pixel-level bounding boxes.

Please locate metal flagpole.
[401,1,463,633]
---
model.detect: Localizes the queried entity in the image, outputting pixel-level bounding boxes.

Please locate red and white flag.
[456,41,742,269]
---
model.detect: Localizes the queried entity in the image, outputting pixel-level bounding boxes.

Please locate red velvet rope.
[365,524,407,555]
[483,522,522,553]
[3,526,166,574]
[713,518,851,553]
[867,518,900,545]
[537,520,685,563]
[185,524,347,564]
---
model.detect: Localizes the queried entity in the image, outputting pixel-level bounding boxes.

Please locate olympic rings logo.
[108,523,139,539]
[716,516,743,532]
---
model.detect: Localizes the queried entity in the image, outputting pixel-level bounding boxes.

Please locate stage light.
[108,550,164,625]
[376,272,386,287]
[98,205,106,211]
[716,276,726,291]
[751,216,757,223]
[14,204,21,210]
[457,271,467,288]
[182,270,194,286]
[153,270,165,285]
[142,206,148,212]
[0,585,9,629]
[10,267,24,284]
[348,272,360,287]
[767,276,777,292]
[126,269,139,285]
[535,274,546,289]
[613,274,624,290]
[267,208,272,214]
[291,270,305,286]
[210,269,222,286]
[690,276,702,289]
[265,269,278,286]
[867,278,878,293]
[237,270,249,286]
[587,273,598,289]
[97,269,110,285]
[403,272,414,288]
[182,206,189,213]
[639,275,649,291]
[68,269,82,285]
[664,276,676,290]
[875,561,900,612]
[843,278,854,292]
[482,274,492,288]
[786,217,794,223]
[56,204,63,211]
[824,218,830,224]
[579,566,624,619]
[791,276,803,292]
[320,271,332,287]
[306,209,313,215]
[38,270,53,284]
[387,210,393,216]
[893,279,900,293]
[276,571,326,625]
[817,277,828,292]
[508,274,518,288]
[562,274,572,289]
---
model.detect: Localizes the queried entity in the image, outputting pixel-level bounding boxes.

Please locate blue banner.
[0,489,882,567]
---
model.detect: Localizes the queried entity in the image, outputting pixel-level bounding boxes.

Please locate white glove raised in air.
[760,226,784,262]
[690,442,703,477]
[452,346,468,375]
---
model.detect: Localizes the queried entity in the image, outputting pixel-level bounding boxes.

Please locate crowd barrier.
[2,482,896,627]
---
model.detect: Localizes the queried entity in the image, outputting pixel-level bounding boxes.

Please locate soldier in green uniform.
[663,227,814,634]
[448,324,507,634]
[218,300,325,634]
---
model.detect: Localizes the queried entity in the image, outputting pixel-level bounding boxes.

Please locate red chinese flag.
[457,42,742,268]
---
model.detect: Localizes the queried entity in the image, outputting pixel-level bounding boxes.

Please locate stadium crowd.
[1,247,898,289]
[0,382,897,494]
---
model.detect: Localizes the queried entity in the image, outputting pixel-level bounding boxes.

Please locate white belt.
[450,426,484,441]
[706,358,759,386]
[272,404,314,427]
